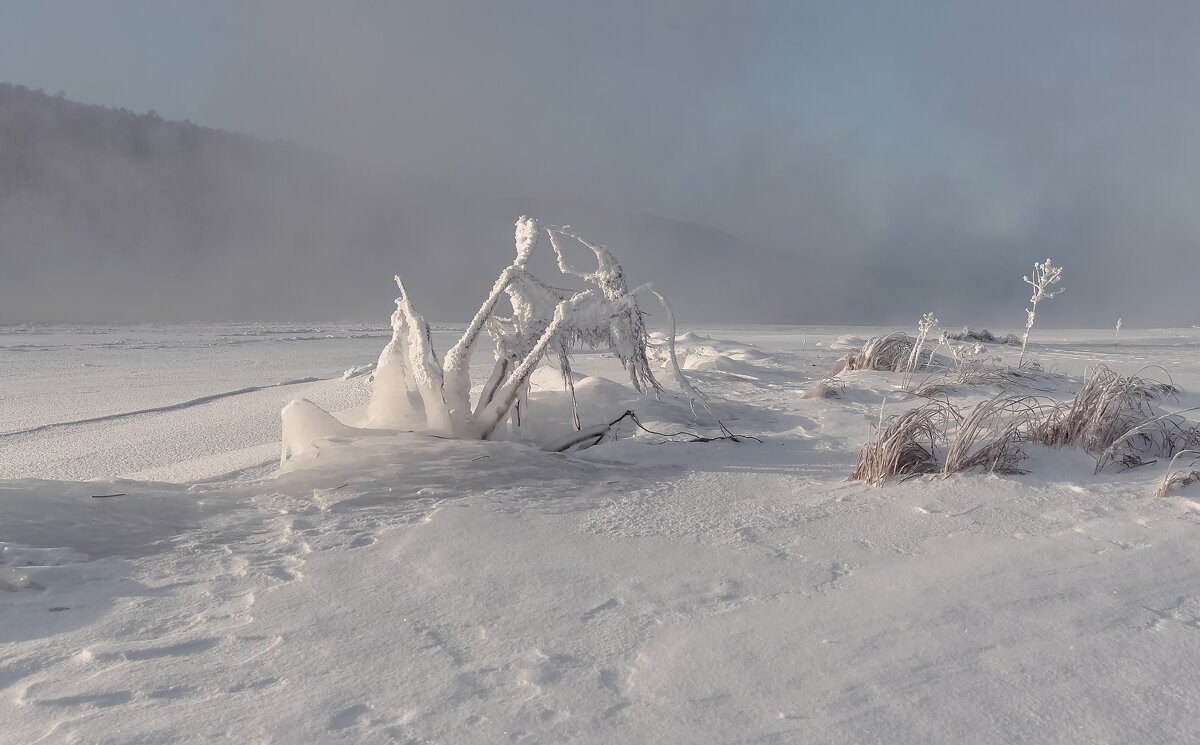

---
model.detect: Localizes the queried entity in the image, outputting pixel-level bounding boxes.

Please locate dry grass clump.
[851,400,953,485]
[854,394,1042,485]
[833,333,940,375]
[942,395,1042,476]
[852,362,1200,488]
[802,377,845,399]
[1156,451,1200,498]
[1094,410,1200,472]
[1031,365,1188,470]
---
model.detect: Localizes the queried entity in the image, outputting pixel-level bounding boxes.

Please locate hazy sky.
[2,1,1199,324]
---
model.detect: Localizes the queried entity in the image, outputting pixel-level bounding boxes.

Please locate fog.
[1,2,1198,326]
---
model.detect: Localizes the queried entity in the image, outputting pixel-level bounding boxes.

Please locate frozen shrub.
[346,217,703,441]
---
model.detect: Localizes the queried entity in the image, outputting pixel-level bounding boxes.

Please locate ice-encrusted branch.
[639,284,709,418]
[474,292,596,439]
[442,265,518,416]
[546,226,661,394]
[392,275,454,435]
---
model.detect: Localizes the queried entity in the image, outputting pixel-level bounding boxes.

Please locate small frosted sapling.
[1018,258,1064,366]
[902,312,938,388]
[1115,318,1122,348]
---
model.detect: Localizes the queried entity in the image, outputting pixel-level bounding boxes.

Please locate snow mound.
[651,331,778,379]
[280,398,359,467]
[528,364,585,392]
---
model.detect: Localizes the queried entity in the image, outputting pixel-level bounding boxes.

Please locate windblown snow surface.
[3,323,1200,744]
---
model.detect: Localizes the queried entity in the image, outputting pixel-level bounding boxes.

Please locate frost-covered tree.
[1018,258,1064,365]
[362,216,703,440]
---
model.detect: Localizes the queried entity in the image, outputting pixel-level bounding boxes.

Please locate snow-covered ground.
[3,323,1200,743]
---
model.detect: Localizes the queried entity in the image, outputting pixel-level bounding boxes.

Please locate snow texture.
[3,322,1200,743]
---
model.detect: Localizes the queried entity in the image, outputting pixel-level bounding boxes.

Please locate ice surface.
[3,323,1200,743]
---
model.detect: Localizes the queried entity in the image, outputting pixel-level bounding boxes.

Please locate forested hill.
[0,84,858,323]
[0,83,398,321]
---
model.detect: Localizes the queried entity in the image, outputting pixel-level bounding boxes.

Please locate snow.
[280,398,360,466]
[3,322,1200,743]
